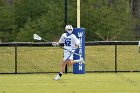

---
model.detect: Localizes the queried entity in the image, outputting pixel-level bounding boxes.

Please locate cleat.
[54,74,60,80]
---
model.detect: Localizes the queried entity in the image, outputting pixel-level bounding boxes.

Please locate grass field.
[0,73,140,93]
[0,45,140,93]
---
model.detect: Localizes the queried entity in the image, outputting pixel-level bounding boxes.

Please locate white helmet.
[65,25,73,34]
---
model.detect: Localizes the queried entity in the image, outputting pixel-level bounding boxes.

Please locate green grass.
[0,46,140,93]
[0,73,140,93]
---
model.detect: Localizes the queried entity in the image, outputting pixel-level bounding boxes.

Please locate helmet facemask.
[65,25,73,34]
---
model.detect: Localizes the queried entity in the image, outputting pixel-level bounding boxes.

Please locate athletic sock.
[58,72,63,77]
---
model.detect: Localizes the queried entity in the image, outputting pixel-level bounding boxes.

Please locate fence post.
[15,45,17,74]
[64,0,68,73]
[115,45,117,73]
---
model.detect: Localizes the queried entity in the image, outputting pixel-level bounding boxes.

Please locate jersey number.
[65,40,71,46]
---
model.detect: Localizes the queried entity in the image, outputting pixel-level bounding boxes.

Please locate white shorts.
[63,50,73,61]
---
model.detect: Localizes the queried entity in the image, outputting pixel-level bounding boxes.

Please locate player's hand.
[52,42,59,47]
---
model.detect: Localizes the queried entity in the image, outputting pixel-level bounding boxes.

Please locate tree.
[0,0,137,42]
[81,0,136,41]
[16,0,64,42]
[0,0,15,42]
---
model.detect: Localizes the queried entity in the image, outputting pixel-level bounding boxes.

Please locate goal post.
[73,0,85,74]
[73,28,85,74]
[77,0,80,28]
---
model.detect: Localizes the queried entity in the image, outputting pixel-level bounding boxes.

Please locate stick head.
[33,34,42,41]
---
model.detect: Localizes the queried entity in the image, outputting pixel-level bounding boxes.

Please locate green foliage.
[14,0,48,28]
[16,0,64,42]
[81,0,136,41]
[0,2,16,41]
[16,18,37,42]
[0,0,137,42]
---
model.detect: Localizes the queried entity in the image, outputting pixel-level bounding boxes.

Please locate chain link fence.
[0,42,140,74]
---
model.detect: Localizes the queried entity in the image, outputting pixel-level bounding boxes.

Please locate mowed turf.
[0,73,140,93]
[0,45,140,93]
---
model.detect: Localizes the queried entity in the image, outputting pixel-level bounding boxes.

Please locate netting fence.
[0,41,140,74]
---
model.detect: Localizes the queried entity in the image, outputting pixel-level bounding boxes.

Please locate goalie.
[52,25,84,80]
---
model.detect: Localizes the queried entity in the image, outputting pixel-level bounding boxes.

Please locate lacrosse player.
[52,25,84,80]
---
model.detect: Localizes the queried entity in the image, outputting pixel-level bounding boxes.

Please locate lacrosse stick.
[33,34,49,42]
[33,34,81,56]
